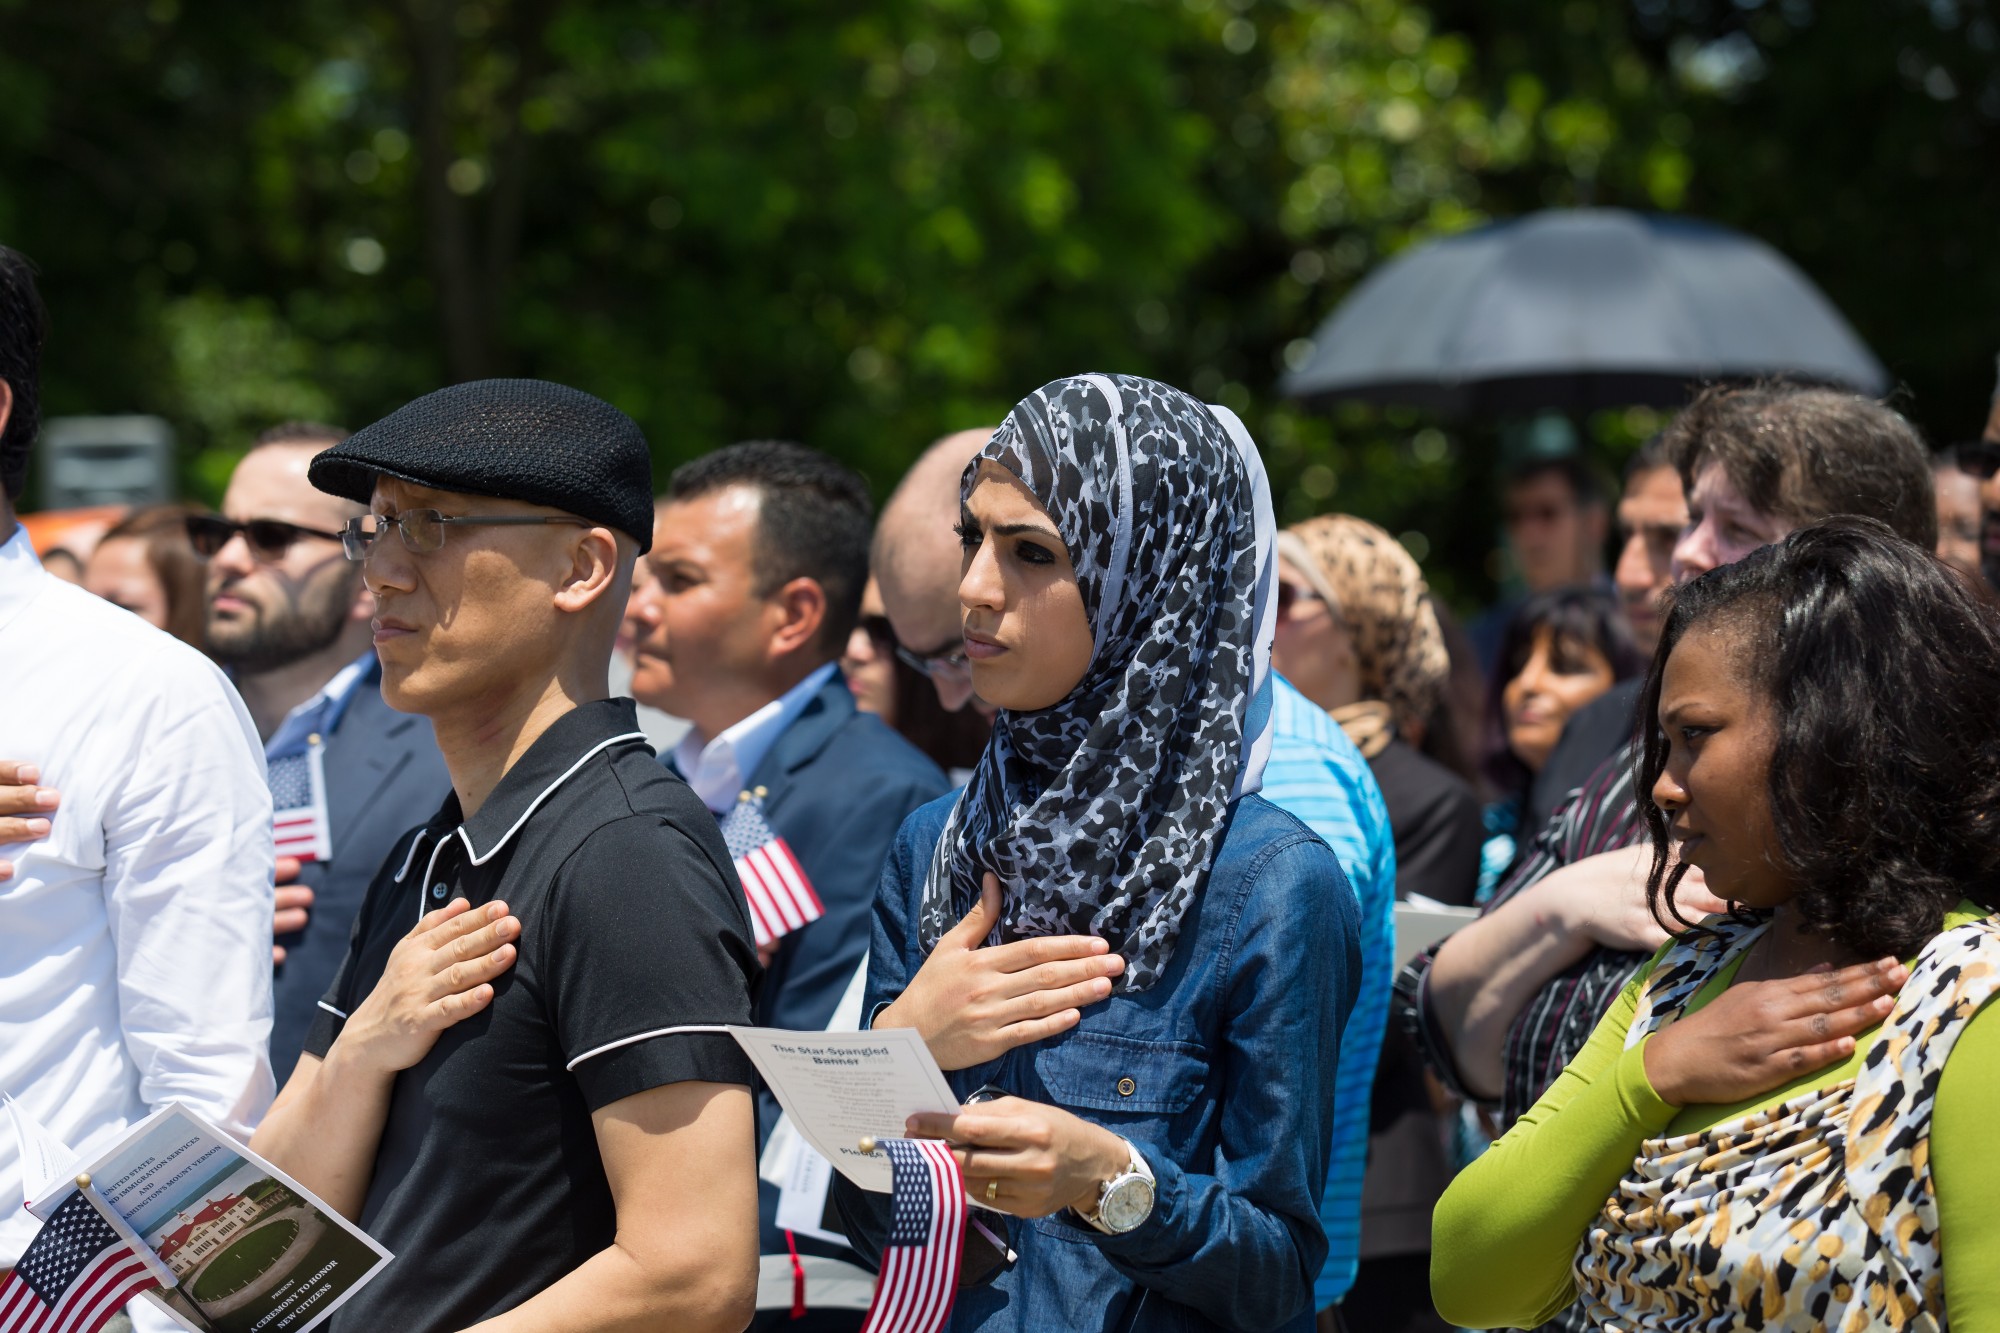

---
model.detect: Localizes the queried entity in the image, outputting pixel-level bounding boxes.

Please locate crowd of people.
[5,219,2000,1333]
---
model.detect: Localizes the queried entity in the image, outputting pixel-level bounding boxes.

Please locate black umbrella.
[1280,208,1889,415]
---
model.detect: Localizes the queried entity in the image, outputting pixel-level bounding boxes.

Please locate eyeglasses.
[340,509,593,562]
[894,639,972,682]
[1956,440,2000,481]
[186,514,345,562]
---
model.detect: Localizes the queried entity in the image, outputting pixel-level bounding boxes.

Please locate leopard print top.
[1575,912,2000,1332]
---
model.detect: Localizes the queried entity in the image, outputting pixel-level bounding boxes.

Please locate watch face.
[1100,1175,1156,1233]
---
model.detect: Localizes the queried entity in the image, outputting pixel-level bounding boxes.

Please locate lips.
[961,629,1005,661]
[372,616,418,645]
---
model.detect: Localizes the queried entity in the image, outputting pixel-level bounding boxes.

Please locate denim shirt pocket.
[1034,1029,1211,1116]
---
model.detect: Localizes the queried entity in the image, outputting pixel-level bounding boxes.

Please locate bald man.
[872,428,992,712]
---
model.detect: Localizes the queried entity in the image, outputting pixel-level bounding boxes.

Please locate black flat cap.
[308,378,655,552]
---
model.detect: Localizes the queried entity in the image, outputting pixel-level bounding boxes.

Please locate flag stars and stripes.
[719,791,824,949]
[859,1137,964,1333]
[0,1190,161,1333]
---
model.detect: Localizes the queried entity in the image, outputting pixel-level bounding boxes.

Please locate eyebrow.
[988,521,1062,540]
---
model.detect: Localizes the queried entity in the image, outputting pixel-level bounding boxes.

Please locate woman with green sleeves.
[1432,517,2000,1332]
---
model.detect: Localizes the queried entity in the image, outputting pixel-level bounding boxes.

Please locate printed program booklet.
[20,1101,391,1333]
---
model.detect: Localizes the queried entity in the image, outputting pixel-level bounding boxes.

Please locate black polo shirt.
[302,698,758,1331]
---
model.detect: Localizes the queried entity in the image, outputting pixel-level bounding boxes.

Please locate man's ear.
[768,576,828,659]
[0,380,13,444]
[552,526,624,614]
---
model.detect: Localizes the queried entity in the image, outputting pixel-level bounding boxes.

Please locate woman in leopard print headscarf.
[841,373,1358,1332]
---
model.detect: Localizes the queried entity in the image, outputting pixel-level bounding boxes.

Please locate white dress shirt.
[0,525,275,1265]
[673,661,840,813]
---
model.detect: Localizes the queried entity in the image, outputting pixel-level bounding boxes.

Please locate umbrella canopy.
[1281,208,1889,415]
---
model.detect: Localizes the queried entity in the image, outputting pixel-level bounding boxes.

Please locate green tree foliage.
[0,0,1992,608]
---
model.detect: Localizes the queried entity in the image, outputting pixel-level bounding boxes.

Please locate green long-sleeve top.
[1432,903,2000,1332]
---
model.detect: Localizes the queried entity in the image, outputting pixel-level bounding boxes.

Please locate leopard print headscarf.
[915,374,1276,992]
[1281,514,1448,755]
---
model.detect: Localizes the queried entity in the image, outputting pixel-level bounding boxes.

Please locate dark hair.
[0,245,48,502]
[667,441,873,656]
[1636,517,2000,957]
[253,420,350,449]
[1663,381,1936,550]
[1482,585,1647,798]
[93,503,211,650]
[1624,435,1671,484]
[1506,455,1606,510]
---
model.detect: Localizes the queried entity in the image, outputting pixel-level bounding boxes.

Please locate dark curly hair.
[0,244,48,502]
[1636,517,2000,958]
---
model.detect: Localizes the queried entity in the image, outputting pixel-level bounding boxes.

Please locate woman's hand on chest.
[1643,955,1906,1107]
[876,872,1126,1071]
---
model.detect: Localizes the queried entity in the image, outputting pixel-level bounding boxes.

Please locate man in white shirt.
[0,245,276,1293]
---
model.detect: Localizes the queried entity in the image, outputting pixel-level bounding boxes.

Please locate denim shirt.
[833,792,1359,1332]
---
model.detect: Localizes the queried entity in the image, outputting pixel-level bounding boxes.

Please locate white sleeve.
[100,641,276,1137]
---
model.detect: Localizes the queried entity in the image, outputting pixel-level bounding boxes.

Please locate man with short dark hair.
[192,421,448,1079]
[1470,455,1611,673]
[0,244,276,1330]
[252,379,760,1332]
[626,440,948,1328]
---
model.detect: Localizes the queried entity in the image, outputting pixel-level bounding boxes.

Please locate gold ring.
[985,1180,999,1202]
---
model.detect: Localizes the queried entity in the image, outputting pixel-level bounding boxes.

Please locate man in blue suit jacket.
[627,442,948,1331]
[197,424,450,1082]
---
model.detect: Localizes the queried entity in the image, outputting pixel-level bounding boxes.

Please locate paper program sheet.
[728,1026,960,1193]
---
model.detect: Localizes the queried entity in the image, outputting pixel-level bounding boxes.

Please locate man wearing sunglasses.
[873,428,998,717]
[193,423,449,1083]
[250,379,761,1332]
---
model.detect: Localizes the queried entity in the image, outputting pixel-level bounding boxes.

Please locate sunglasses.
[1956,440,2000,481]
[185,514,344,562]
[1274,581,1324,617]
[339,509,592,562]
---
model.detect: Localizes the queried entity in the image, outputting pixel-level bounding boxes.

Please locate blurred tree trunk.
[396,0,554,382]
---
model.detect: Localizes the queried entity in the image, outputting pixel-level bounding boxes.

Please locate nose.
[959,538,1003,614]
[1651,759,1688,815]
[1670,518,1713,582]
[209,528,257,583]
[359,530,417,598]
[846,625,877,664]
[1614,530,1652,596]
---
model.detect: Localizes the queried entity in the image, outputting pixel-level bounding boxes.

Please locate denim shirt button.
[431,884,447,900]
[1116,1076,1136,1097]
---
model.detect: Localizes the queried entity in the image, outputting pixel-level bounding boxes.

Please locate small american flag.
[859,1138,963,1333]
[720,791,822,949]
[269,744,332,863]
[0,1189,162,1333]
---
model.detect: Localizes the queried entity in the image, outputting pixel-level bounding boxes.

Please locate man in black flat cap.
[250,378,760,1333]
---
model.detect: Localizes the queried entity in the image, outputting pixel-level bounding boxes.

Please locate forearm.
[1431,1037,1675,1328]
[1425,883,1594,1098]
[247,1047,394,1221]
[1095,1152,1323,1330]
[460,1238,755,1333]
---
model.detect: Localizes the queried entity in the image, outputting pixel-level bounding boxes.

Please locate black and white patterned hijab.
[915,373,1277,992]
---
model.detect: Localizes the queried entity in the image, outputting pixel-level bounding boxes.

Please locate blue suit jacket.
[690,672,946,1321]
[270,677,451,1082]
